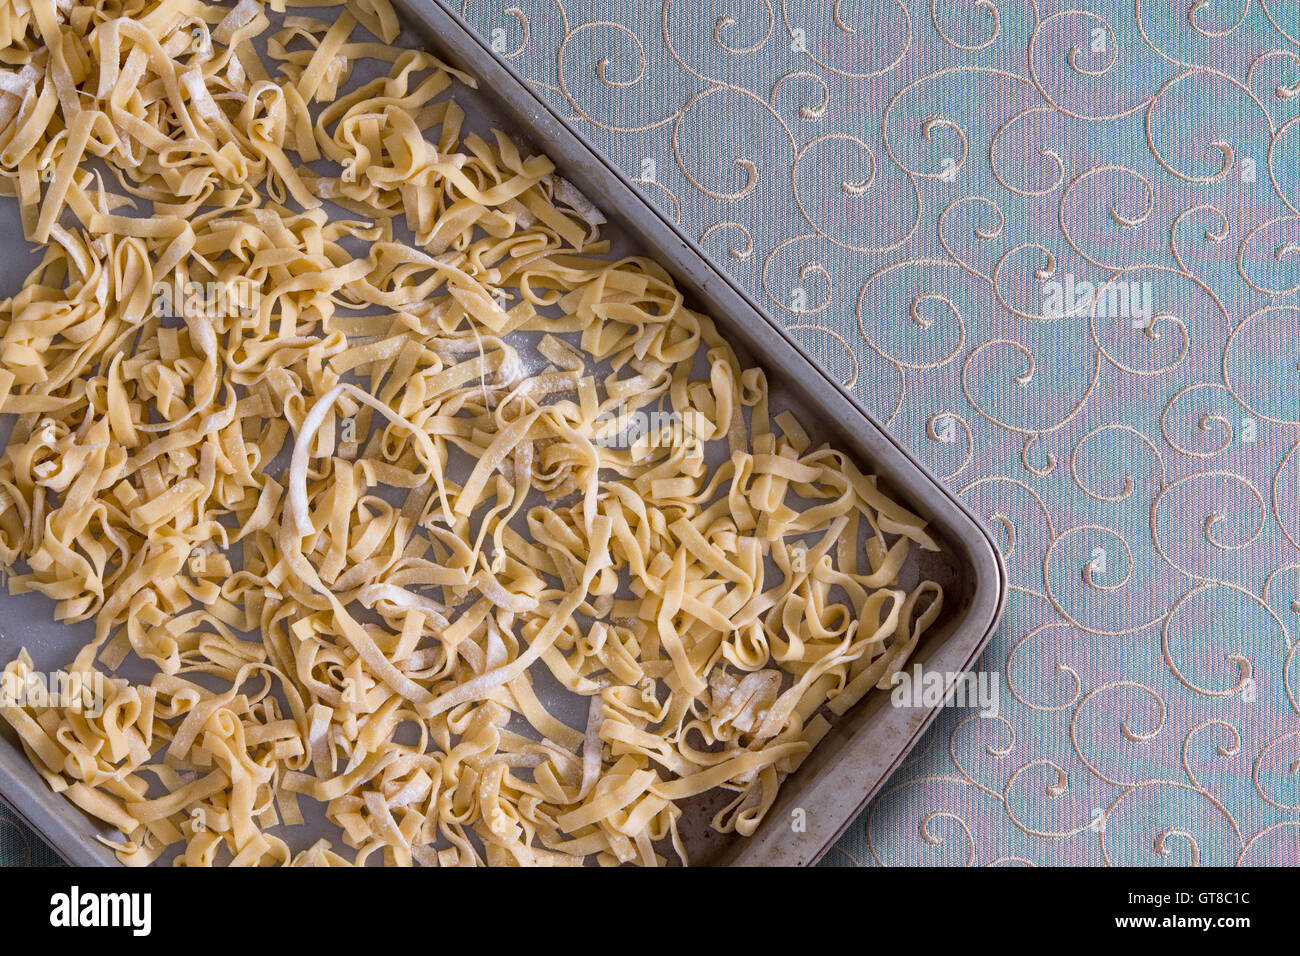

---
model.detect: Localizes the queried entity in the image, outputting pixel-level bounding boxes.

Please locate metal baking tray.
[0,0,1006,867]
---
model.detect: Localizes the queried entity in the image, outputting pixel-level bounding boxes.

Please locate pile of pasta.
[0,0,943,866]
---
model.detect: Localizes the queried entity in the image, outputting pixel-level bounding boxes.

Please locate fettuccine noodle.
[0,0,944,866]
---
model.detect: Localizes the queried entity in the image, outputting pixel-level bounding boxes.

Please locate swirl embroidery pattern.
[455,0,1300,866]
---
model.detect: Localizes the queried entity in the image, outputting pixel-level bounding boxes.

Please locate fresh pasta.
[0,0,944,866]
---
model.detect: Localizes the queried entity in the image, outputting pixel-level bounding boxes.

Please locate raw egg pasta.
[0,0,943,866]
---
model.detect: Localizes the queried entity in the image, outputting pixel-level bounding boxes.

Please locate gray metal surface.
[0,0,1005,867]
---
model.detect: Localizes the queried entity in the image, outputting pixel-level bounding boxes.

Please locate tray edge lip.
[0,747,119,867]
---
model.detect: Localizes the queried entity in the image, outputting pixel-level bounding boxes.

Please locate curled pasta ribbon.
[0,0,943,866]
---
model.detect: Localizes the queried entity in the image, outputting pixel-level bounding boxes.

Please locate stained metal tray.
[0,0,1005,867]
